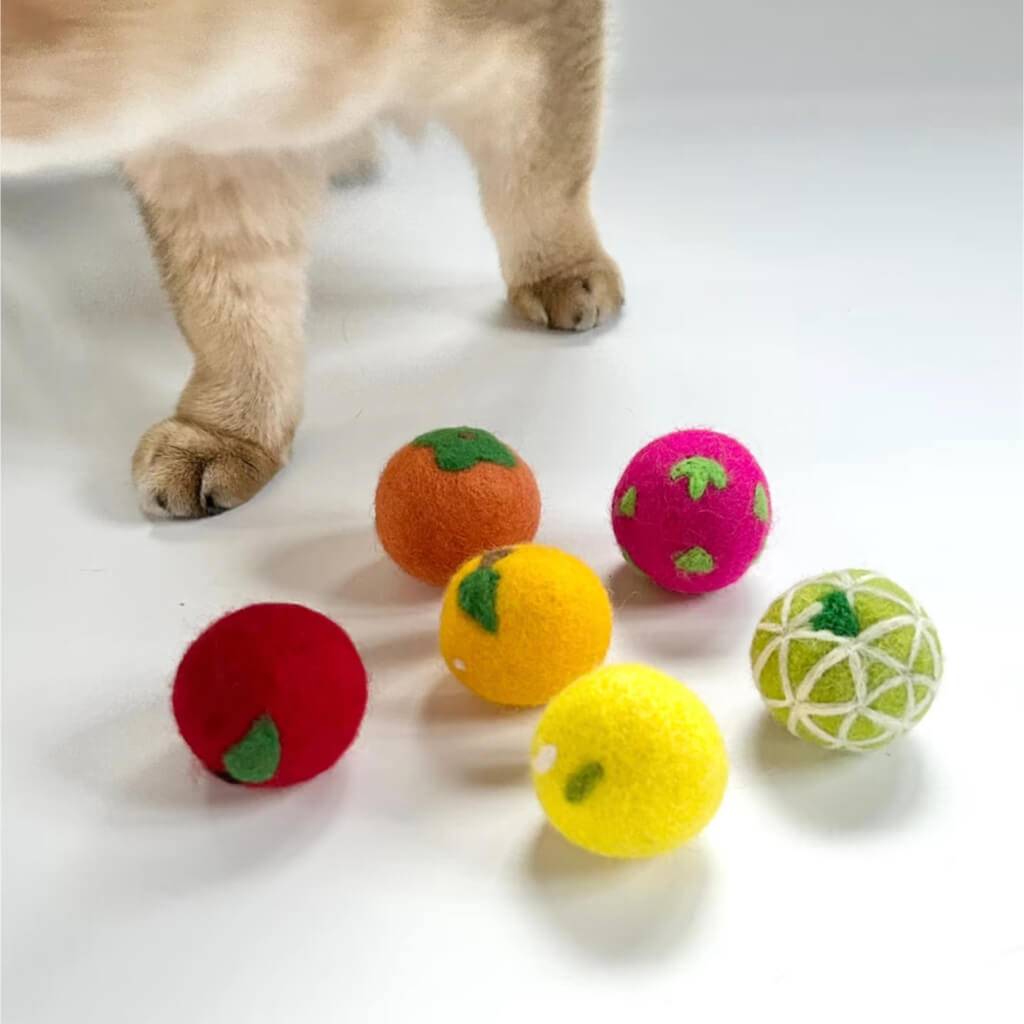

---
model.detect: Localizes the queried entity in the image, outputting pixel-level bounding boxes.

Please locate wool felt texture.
[611,429,771,594]
[412,427,516,471]
[531,664,728,859]
[750,569,943,752]
[754,482,770,522]
[440,544,612,707]
[222,714,281,783]
[375,428,540,586]
[173,603,368,787]
[811,590,860,637]
[457,564,502,633]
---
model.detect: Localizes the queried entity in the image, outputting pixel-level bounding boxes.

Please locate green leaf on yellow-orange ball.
[412,427,516,472]
[222,715,280,784]
[458,565,501,633]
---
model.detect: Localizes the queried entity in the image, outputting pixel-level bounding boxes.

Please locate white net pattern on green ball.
[752,569,942,752]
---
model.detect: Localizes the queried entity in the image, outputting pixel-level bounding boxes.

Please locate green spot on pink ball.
[754,482,769,522]
[668,457,728,500]
[673,547,715,576]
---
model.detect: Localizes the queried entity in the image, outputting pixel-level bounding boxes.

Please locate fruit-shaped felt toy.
[531,664,728,858]
[375,426,541,586]
[440,544,612,706]
[612,428,771,594]
[750,569,943,752]
[173,603,368,786]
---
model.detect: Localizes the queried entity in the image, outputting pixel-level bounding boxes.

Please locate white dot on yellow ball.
[532,744,557,774]
[452,657,467,672]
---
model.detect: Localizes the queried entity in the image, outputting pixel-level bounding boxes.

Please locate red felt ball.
[172,603,367,787]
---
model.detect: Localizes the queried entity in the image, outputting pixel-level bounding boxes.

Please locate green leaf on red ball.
[413,427,516,472]
[222,714,281,784]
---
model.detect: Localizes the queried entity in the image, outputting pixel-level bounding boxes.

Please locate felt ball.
[375,426,541,586]
[531,664,728,858]
[173,603,368,787]
[751,569,943,752]
[440,544,612,707]
[612,428,771,594]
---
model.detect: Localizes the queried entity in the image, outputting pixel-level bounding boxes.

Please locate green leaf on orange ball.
[458,565,501,633]
[668,456,728,500]
[565,761,604,803]
[754,482,770,522]
[618,486,637,517]
[673,547,715,576]
[413,427,516,472]
[222,714,280,784]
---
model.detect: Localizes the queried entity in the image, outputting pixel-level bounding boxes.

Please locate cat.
[2,0,623,517]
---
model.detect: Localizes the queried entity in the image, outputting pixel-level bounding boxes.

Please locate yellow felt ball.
[439,544,612,707]
[531,665,728,858]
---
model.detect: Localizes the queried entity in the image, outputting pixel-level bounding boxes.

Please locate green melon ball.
[750,569,943,752]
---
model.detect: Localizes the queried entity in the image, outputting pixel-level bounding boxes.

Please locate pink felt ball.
[611,429,772,594]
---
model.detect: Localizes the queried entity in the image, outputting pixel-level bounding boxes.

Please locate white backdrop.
[613,0,1017,97]
[3,3,1022,1022]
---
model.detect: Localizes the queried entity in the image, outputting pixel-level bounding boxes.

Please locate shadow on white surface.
[309,274,499,327]
[607,563,764,657]
[78,456,150,525]
[523,827,712,961]
[417,674,537,787]
[747,714,930,832]
[260,528,437,611]
[606,563,687,612]
[359,627,438,672]
[357,628,441,716]
[52,696,349,860]
[339,557,438,609]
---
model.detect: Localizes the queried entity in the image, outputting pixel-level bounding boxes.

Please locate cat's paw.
[132,418,284,519]
[509,258,624,332]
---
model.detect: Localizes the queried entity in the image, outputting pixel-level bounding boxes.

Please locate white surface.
[3,4,1023,1021]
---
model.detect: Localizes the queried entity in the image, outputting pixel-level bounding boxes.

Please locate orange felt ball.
[375,427,541,586]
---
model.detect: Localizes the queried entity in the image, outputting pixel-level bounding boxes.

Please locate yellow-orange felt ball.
[440,544,613,707]
[375,427,541,586]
